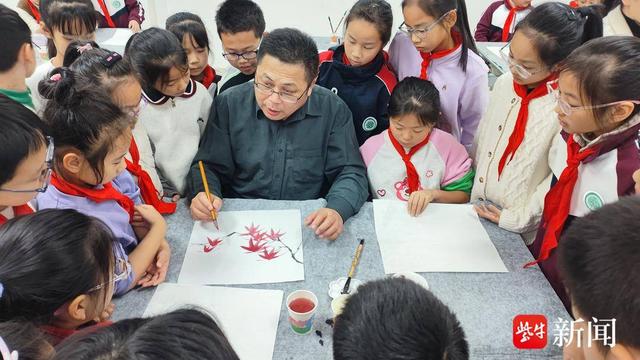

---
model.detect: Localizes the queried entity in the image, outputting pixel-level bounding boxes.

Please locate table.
[113,199,569,360]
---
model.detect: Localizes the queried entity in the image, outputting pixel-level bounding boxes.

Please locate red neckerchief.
[200,65,216,89]
[0,204,34,225]
[41,321,113,346]
[388,129,432,194]
[498,74,557,178]
[419,32,462,80]
[525,136,598,267]
[96,0,116,28]
[50,172,134,222]
[26,0,41,22]
[502,0,530,42]
[125,138,176,214]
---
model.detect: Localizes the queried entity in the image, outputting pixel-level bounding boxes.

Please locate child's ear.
[66,294,91,322]
[40,22,52,39]
[443,10,457,31]
[62,152,84,175]
[20,43,36,67]
[609,102,636,126]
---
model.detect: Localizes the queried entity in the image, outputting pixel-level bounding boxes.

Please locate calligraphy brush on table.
[198,160,219,230]
[342,238,365,294]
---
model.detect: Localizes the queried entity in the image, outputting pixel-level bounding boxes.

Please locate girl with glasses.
[530,36,640,310]
[0,210,117,345]
[388,0,488,151]
[472,3,602,245]
[0,96,50,226]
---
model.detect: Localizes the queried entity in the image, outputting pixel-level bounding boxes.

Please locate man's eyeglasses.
[0,136,54,193]
[254,81,311,104]
[398,10,454,40]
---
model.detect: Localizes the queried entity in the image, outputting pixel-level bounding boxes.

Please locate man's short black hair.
[559,196,640,353]
[333,277,469,360]
[215,0,265,38]
[257,28,319,84]
[0,4,32,72]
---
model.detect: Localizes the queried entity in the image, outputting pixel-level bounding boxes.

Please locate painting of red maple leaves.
[178,209,305,285]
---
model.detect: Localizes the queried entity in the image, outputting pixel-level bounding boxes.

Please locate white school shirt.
[490,3,532,35]
[138,79,212,194]
[603,5,635,37]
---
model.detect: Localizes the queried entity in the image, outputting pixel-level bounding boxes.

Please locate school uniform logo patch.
[112,0,122,7]
[362,117,378,131]
[584,191,604,211]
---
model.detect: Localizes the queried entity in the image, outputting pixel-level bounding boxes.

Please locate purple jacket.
[388,32,489,150]
[531,115,640,311]
[95,0,145,28]
[37,170,142,295]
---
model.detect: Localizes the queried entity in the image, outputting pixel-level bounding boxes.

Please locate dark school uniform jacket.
[318,45,397,146]
[531,115,640,310]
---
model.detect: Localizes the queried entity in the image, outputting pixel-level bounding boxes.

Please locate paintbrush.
[328,16,335,34]
[335,10,348,33]
[198,160,219,230]
[342,238,365,294]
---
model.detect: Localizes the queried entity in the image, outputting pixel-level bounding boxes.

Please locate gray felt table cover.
[113,199,568,360]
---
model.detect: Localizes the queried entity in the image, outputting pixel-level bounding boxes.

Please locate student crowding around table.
[0,0,639,358]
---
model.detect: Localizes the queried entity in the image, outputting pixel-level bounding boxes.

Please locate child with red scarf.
[91,0,144,32]
[471,3,603,245]
[475,0,532,42]
[529,37,640,310]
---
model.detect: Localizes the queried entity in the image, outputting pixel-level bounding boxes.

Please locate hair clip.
[567,9,578,21]
[77,43,93,54]
[0,336,18,360]
[0,283,3,299]
[100,52,123,68]
[49,73,62,82]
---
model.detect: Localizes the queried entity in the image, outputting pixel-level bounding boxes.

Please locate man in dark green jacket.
[186,28,368,240]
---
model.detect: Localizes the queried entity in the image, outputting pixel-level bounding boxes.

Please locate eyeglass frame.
[254,81,312,104]
[0,136,54,194]
[222,39,262,62]
[499,43,548,80]
[547,79,640,116]
[89,258,131,293]
[398,10,455,40]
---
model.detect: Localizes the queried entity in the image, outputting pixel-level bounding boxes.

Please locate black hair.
[0,95,49,187]
[559,36,640,128]
[515,3,603,69]
[215,0,265,38]
[39,68,132,183]
[0,320,53,360]
[389,77,441,127]
[333,277,469,360]
[39,0,97,58]
[257,28,319,83]
[53,308,240,360]
[0,209,114,324]
[558,196,640,353]
[0,4,32,72]
[125,27,188,90]
[401,0,477,72]
[63,40,139,97]
[344,0,394,45]
[166,12,210,52]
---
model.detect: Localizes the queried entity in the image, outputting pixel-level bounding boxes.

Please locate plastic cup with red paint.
[286,290,318,335]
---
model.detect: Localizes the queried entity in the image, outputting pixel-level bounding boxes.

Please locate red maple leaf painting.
[259,247,281,260]
[266,229,285,241]
[241,223,261,237]
[241,237,266,253]
[203,237,223,253]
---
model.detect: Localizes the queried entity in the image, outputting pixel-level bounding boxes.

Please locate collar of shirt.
[253,85,323,124]
[142,79,197,105]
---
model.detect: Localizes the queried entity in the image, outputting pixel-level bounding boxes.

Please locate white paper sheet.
[178,209,304,285]
[144,283,282,360]
[373,200,508,273]
[488,45,505,60]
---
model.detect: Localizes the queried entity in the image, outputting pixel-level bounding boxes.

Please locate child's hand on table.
[138,239,171,287]
[474,203,502,224]
[407,189,434,217]
[94,302,115,323]
[128,20,141,33]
